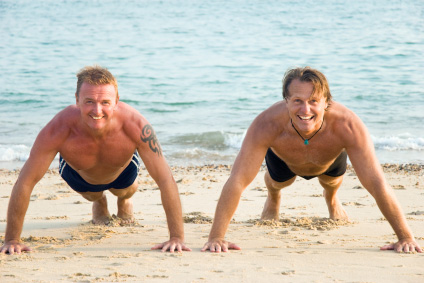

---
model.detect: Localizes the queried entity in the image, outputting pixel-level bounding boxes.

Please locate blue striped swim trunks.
[59,152,141,192]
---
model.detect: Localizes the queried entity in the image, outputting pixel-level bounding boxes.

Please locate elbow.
[363,181,392,200]
[222,177,246,197]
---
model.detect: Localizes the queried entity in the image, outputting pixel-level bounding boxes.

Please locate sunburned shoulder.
[115,102,146,124]
[35,105,79,142]
[116,102,152,140]
[50,105,81,127]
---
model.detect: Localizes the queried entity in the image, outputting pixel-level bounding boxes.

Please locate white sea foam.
[372,134,424,151]
[223,131,246,149]
[0,144,30,162]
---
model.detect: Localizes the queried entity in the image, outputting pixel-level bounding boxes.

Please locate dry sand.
[1,164,423,282]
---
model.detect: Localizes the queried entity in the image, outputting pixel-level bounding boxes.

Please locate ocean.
[1,0,423,169]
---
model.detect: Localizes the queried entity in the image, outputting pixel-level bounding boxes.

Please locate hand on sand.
[151,237,192,253]
[380,238,422,253]
[201,238,241,253]
[0,240,31,255]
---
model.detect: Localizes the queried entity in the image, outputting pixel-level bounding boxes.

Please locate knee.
[319,175,344,189]
[109,182,138,199]
[79,191,104,202]
[264,171,295,191]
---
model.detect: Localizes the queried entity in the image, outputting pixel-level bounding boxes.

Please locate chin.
[88,121,105,130]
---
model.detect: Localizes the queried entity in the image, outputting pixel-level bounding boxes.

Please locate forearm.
[208,182,244,240]
[373,187,414,240]
[160,184,184,239]
[5,185,32,242]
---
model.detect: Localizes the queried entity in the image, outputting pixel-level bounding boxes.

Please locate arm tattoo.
[140,124,162,156]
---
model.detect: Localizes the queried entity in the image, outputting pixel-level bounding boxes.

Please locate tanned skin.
[202,79,421,254]
[1,82,190,254]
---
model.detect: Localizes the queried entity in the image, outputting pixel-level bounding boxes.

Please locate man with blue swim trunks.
[1,65,190,255]
[202,67,421,254]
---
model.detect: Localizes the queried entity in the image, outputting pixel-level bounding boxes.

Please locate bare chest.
[271,134,345,176]
[59,133,137,171]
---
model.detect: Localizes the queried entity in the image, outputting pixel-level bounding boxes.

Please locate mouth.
[91,116,103,120]
[298,115,314,121]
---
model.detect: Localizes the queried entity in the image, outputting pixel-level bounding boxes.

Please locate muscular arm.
[1,121,61,254]
[137,124,190,252]
[345,114,421,253]
[202,117,271,252]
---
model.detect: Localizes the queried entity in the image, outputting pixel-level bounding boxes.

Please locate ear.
[324,99,329,109]
[75,93,79,104]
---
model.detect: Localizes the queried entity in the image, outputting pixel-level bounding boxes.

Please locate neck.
[291,118,324,145]
[81,120,113,139]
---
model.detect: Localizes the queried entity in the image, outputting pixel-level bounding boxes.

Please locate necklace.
[291,118,324,145]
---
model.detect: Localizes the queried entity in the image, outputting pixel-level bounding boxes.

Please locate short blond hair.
[76,65,118,98]
[282,66,332,103]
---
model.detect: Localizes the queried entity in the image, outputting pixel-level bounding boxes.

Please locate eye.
[102,101,110,105]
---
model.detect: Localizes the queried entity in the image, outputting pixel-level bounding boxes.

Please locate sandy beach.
[1,164,423,282]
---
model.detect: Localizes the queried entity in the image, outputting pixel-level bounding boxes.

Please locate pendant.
[304,139,309,145]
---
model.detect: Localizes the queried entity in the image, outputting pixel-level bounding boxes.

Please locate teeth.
[299,116,313,120]
[92,116,102,120]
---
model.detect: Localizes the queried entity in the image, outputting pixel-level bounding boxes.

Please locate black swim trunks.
[59,152,141,193]
[265,148,347,182]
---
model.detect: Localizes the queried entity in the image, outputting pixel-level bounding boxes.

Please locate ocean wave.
[372,134,424,151]
[1,133,422,166]
[168,131,245,150]
[0,144,30,162]
[166,147,236,166]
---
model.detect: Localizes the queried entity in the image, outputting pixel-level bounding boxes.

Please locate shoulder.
[41,105,79,137]
[30,105,79,153]
[116,102,146,123]
[252,101,289,132]
[115,102,152,142]
[325,102,369,145]
[54,105,80,123]
[245,101,289,146]
[327,102,364,129]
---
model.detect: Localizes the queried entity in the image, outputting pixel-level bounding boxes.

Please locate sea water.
[1,0,423,169]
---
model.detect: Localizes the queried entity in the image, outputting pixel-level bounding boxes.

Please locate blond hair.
[76,65,118,98]
[282,66,332,103]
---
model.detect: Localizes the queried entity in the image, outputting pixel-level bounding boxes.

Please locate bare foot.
[92,194,112,225]
[328,204,349,221]
[260,193,281,221]
[117,197,134,225]
[323,190,349,221]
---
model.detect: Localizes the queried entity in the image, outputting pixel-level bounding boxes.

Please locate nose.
[300,102,311,113]
[92,103,102,115]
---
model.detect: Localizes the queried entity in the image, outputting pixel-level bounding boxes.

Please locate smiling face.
[76,82,118,132]
[286,79,328,136]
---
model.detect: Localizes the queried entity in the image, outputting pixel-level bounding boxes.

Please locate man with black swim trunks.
[202,67,421,254]
[1,65,190,255]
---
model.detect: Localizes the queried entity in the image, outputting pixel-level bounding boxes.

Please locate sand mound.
[247,217,352,231]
